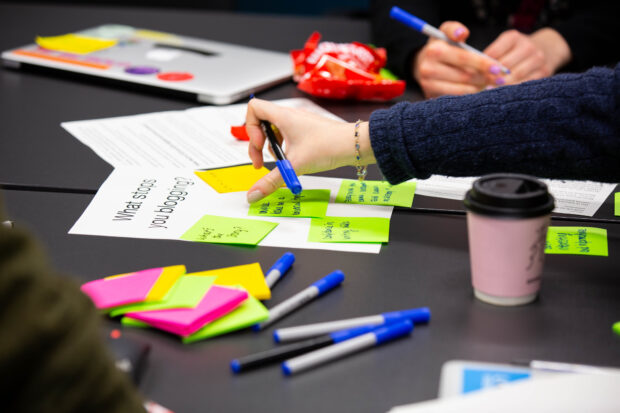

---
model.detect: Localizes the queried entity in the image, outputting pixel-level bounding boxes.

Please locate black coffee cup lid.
[464,173,555,218]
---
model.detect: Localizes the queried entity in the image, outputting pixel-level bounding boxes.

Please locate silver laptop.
[1,24,292,105]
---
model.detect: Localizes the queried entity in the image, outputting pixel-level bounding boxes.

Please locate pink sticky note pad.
[126,286,248,336]
[81,267,163,309]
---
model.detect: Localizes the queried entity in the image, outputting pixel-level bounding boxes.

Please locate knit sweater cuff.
[369,102,419,184]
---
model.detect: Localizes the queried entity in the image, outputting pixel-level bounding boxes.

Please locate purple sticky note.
[81,267,163,309]
[125,66,160,75]
[126,286,248,336]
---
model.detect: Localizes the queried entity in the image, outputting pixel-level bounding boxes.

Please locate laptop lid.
[1,24,293,105]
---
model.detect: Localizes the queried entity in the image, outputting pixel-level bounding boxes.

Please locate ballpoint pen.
[390,6,511,75]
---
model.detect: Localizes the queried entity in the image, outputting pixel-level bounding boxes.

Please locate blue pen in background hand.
[390,6,510,75]
[260,119,302,195]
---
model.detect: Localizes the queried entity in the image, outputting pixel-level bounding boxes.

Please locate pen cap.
[311,270,345,296]
[390,6,426,32]
[268,252,295,275]
[373,320,414,345]
[383,307,431,324]
[276,160,302,195]
[330,324,378,343]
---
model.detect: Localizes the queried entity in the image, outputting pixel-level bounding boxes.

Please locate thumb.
[440,21,469,42]
[246,168,285,203]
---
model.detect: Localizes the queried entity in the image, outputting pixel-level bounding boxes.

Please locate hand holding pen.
[390,6,510,98]
[245,98,362,203]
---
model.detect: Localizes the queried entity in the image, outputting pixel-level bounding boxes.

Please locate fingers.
[246,98,284,169]
[246,168,285,203]
[424,40,495,75]
[417,58,487,86]
[484,30,520,60]
[420,78,481,98]
[440,21,469,42]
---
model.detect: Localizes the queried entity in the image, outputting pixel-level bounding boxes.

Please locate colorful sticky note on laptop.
[615,193,619,216]
[108,275,216,317]
[545,227,608,256]
[181,215,277,245]
[248,188,330,218]
[336,179,416,207]
[36,34,117,54]
[81,265,186,310]
[191,262,271,300]
[308,217,390,243]
[125,285,248,336]
[182,294,269,343]
[195,165,270,193]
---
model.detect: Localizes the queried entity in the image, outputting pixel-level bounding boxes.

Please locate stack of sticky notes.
[80,263,270,343]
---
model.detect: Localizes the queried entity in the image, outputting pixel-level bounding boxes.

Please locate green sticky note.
[545,227,608,256]
[181,215,278,245]
[336,180,415,207]
[121,317,150,328]
[615,193,619,216]
[248,188,330,218]
[182,295,269,344]
[613,321,620,336]
[308,216,390,243]
[108,275,216,317]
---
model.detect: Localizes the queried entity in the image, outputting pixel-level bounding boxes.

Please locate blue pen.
[254,270,345,331]
[282,320,414,375]
[231,324,377,373]
[265,252,295,288]
[273,306,430,342]
[260,119,302,195]
[390,6,510,75]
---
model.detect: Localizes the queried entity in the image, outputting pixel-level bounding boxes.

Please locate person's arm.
[370,64,620,184]
[0,203,145,412]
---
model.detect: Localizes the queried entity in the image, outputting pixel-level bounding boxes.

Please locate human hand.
[484,28,571,85]
[412,21,502,98]
[245,99,374,203]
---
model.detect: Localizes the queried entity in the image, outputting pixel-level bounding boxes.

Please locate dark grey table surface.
[2,188,620,413]
[2,3,620,413]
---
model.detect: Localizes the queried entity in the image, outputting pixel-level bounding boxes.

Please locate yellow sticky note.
[195,165,270,193]
[189,263,271,300]
[36,34,117,54]
[145,264,186,301]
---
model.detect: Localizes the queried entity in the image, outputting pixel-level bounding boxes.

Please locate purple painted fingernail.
[454,27,465,37]
[495,77,505,85]
[489,65,501,75]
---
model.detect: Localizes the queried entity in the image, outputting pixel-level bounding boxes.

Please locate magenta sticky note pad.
[81,267,162,309]
[125,285,248,336]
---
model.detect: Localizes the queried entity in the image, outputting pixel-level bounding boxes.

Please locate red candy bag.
[290,32,405,101]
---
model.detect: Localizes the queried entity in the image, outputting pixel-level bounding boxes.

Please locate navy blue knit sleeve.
[369,64,620,184]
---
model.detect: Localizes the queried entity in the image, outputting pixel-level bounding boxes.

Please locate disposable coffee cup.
[464,174,554,306]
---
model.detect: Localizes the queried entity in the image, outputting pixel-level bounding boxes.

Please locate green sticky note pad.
[181,215,278,245]
[248,188,330,218]
[182,294,269,344]
[615,193,619,216]
[121,317,150,328]
[545,227,608,256]
[336,180,415,207]
[308,216,390,243]
[108,275,216,317]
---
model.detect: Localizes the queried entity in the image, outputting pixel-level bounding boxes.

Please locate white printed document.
[414,175,617,217]
[61,98,342,169]
[69,168,393,254]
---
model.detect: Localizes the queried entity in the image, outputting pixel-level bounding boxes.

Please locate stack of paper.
[80,263,271,343]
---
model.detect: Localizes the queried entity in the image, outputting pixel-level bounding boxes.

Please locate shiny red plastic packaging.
[290,32,405,100]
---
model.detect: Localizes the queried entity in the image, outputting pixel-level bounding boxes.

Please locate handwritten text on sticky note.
[249,188,330,218]
[181,215,277,245]
[545,227,608,256]
[336,180,416,207]
[308,216,390,243]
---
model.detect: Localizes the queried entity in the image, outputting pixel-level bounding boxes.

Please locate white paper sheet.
[414,175,617,217]
[61,98,342,169]
[69,169,393,254]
